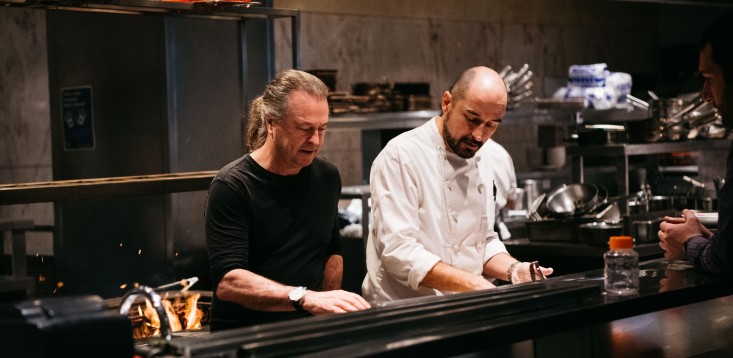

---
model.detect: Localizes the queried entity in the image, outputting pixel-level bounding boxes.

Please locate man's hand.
[659,209,710,260]
[301,290,371,315]
[511,262,553,283]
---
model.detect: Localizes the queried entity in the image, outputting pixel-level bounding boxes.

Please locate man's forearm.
[420,261,495,292]
[217,269,296,312]
[322,254,343,291]
[483,252,517,281]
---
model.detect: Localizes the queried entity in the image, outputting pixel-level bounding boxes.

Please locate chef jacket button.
[453,245,459,251]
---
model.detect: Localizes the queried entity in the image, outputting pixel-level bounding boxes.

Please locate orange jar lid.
[609,235,634,249]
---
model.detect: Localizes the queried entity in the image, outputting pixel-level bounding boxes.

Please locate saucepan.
[578,221,624,246]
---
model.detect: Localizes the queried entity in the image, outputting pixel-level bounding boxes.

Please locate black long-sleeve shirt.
[205,154,342,330]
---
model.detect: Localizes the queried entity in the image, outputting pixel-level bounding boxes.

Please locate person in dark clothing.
[659,12,733,275]
[205,69,370,330]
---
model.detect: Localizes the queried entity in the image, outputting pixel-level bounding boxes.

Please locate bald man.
[362,67,552,304]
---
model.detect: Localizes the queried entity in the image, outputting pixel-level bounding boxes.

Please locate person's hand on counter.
[658,209,713,260]
[301,289,372,314]
[510,261,554,283]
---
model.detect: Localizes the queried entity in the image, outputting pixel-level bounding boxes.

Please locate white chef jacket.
[362,117,508,304]
[478,139,517,213]
[478,139,518,240]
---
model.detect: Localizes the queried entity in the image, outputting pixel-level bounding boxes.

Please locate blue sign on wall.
[61,86,95,150]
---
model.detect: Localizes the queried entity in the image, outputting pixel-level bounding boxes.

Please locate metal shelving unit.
[565,139,731,196]
[1,0,300,68]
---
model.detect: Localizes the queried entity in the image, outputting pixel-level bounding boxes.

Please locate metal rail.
[0,171,217,205]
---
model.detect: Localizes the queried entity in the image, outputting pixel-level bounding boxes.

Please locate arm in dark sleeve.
[205,180,250,286]
[688,231,733,276]
[687,181,733,275]
[325,164,343,257]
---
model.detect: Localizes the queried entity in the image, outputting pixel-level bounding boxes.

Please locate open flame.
[130,291,204,338]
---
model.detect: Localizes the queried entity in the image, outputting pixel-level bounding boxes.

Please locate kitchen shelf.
[1,0,298,19]
[329,110,438,131]
[0,0,301,67]
[566,139,731,198]
[565,139,731,157]
[327,105,579,131]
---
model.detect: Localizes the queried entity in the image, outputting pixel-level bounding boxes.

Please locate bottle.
[604,235,639,296]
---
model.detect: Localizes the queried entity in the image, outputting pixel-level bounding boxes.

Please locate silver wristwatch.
[288,286,307,312]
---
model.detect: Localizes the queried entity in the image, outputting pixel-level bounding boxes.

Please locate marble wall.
[272,0,722,185]
[0,7,53,255]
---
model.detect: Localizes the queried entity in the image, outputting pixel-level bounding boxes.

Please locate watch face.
[289,286,306,301]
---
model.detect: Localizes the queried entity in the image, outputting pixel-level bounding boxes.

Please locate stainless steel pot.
[632,219,662,243]
[649,196,672,212]
[578,222,624,246]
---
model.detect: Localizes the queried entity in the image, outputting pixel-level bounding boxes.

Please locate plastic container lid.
[609,235,634,249]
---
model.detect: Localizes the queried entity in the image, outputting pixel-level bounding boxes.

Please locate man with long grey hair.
[206,69,370,330]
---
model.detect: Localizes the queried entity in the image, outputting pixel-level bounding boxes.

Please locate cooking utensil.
[155,277,199,293]
[578,221,624,246]
[513,71,534,90]
[526,193,546,221]
[665,96,705,124]
[529,261,546,281]
[632,219,662,243]
[504,64,530,87]
[683,176,704,188]
[545,183,599,217]
[626,94,649,110]
[687,109,720,129]
[498,65,512,78]
[595,202,621,224]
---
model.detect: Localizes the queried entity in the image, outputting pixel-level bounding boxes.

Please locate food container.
[578,222,624,246]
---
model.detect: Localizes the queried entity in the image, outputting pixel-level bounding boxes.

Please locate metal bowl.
[545,183,599,216]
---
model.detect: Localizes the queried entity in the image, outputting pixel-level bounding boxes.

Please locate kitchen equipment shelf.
[566,139,731,197]
[329,110,439,130]
[1,0,297,18]
[0,0,301,67]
